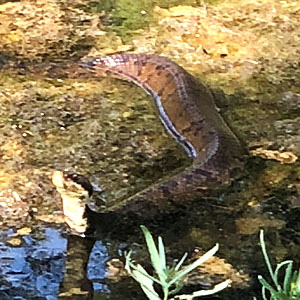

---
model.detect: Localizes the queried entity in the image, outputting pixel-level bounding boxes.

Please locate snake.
[53,53,245,232]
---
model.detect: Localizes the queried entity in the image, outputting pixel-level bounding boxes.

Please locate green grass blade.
[293,269,300,295]
[167,244,219,288]
[259,230,277,286]
[127,261,162,285]
[175,253,188,271]
[158,236,166,271]
[275,261,293,292]
[171,279,230,299]
[141,225,167,283]
[258,275,284,298]
[259,276,290,300]
[125,250,161,285]
[131,264,161,300]
[262,286,268,300]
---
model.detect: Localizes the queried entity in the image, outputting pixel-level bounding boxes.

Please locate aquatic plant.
[125,225,230,300]
[254,230,300,300]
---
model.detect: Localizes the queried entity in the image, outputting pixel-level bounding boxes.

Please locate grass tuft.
[125,225,230,300]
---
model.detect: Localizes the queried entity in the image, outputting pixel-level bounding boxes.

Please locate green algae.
[87,0,223,41]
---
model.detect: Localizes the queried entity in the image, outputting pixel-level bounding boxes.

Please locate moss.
[87,0,223,41]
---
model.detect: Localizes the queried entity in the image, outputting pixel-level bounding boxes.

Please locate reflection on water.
[0,227,66,299]
[0,227,110,299]
[87,241,109,293]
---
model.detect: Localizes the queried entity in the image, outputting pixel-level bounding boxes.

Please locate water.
[1,0,300,299]
[0,228,66,299]
[0,228,113,299]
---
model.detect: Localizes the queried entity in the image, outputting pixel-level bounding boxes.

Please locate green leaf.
[259,230,277,286]
[276,261,293,292]
[141,225,167,284]
[131,264,161,300]
[257,275,288,299]
[124,250,134,273]
[158,236,166,271]
[262,285,268,300]
[174,253,188,271]
[127,260,161,285]
[167,244,219,288]
[293,268,300,295]
[171,279,230,299]
[125,250,161,285]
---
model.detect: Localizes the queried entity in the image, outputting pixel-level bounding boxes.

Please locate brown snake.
[80,54,244,211]
[51,53,245,232]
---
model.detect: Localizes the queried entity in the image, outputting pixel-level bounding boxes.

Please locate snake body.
[79,53,244,216]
